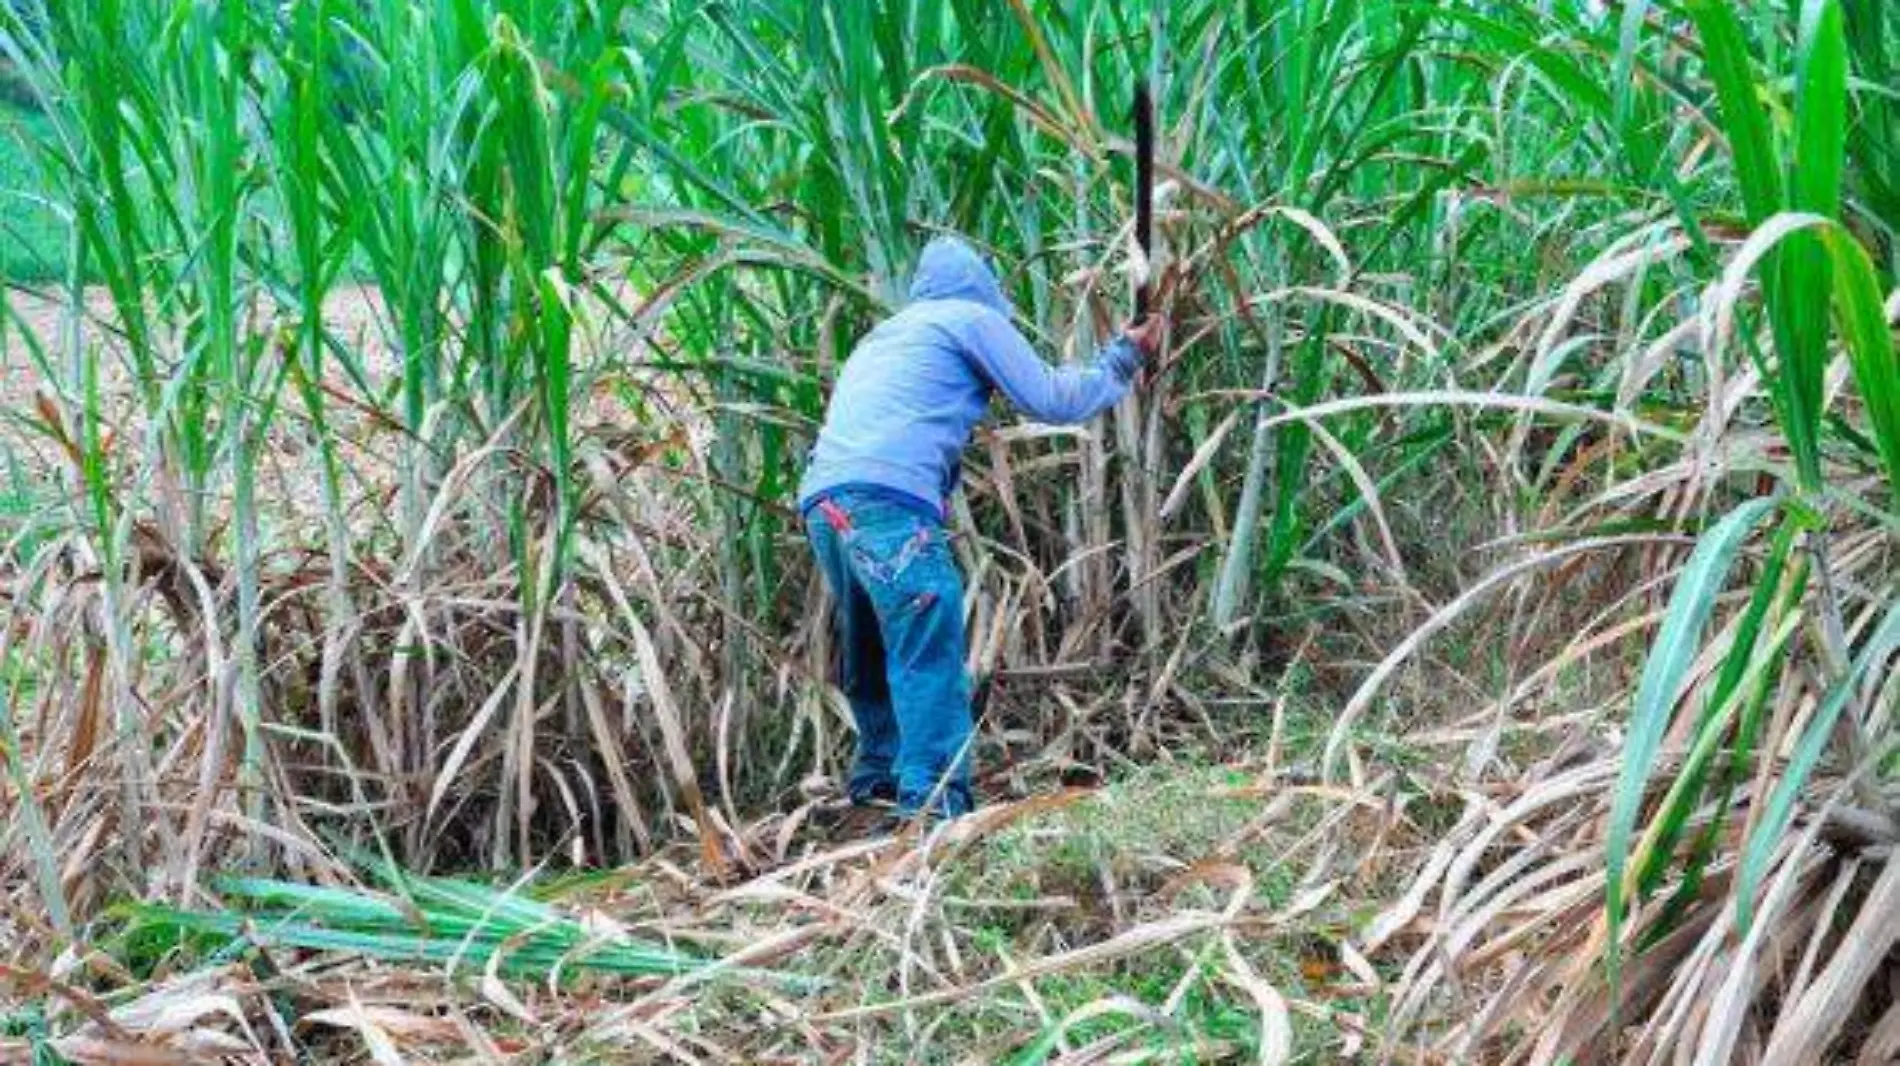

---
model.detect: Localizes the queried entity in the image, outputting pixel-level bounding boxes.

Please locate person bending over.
[798,235,1164,821]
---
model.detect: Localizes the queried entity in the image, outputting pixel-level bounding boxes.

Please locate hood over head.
[907,235,1013,317]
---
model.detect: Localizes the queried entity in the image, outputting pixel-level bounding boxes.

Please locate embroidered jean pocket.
[850,524,935,588]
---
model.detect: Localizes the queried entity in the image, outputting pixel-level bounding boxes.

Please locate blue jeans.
[805,488,973,817]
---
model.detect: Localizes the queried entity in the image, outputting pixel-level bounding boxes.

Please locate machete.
[1133,81,1154,323]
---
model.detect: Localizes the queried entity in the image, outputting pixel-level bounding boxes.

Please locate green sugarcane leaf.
[1775,0,1849,492]
[1632,514,1801,901]
[1606,495,1777,990]
[1820,228,1900,494]
[1685,0,1786,224]
[1794,0,1848,221]
[1736,602,1900,931]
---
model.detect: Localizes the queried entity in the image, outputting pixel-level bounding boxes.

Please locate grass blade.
[1605,496,1777,987]
[1736,602,1900,930]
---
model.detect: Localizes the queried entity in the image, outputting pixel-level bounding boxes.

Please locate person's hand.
[1124,313,1167,360]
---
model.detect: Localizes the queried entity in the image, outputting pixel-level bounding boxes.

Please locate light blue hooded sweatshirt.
[798,236,1141,519]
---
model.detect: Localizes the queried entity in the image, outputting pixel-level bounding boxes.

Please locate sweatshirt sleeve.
[958,307,1141,425]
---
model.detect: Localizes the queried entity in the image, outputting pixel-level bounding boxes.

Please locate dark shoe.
[896,784,974,823]
[816,801,901,841]
[848,780,898,806]
[812,786,897,837]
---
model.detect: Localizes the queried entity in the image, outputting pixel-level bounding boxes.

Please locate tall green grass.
[0,0,1895,1054]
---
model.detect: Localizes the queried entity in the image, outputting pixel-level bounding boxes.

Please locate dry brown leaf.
[303,995,408,1066]
[1221,935,1292,1066]
[302,1005,460,1045]
[1760,853,1900,1066]
[817,911,1226,1021]
[481,953,537,1025]
[1856,998,1900,1066]
[45,1037,195,1066]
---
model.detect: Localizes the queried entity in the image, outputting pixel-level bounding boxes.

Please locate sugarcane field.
[2,0,1898,1062]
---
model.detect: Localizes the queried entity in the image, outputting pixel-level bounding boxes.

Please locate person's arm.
[959,307,1147,425]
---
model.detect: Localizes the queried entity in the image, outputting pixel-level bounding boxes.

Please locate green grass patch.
[903,762,1366,1062]
[956,765,1294,908]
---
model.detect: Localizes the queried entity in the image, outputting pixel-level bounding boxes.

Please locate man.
[799,235,1164,823]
